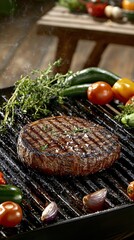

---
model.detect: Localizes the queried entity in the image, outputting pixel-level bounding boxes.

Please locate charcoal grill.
[0,87,134,240]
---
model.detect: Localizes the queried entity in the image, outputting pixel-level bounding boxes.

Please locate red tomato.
[86,2,107,17]
[125,96,134,106]
[127,181,134,201]
[0,201,23,227]
[87,81,114,105]
[0,172,6,184]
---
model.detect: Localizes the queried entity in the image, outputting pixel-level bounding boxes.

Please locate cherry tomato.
[87,81,114,105]
[0,172,6,184]
[0,201,23,227]
[125,96,134,106]
[127,181,134,200]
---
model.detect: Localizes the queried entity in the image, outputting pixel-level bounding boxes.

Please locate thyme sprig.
[0,60,72,131]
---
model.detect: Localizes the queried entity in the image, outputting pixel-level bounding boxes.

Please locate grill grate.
[0,92,134,239]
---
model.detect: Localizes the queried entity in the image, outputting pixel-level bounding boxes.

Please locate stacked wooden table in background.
[37,5,134,73]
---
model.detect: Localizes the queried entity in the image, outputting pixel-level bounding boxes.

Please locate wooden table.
[36,5,134,73]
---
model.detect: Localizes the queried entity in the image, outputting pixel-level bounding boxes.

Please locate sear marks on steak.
[17,115,121,176]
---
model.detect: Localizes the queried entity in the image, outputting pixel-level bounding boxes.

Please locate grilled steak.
[17,115,121,176]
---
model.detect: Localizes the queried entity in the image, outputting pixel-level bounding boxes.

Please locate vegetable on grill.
[64,67,120,87]
[0,184,23,204]
[127,181,134,200]
[125,96,134,106]
[115,99,134,128]
[82,188,107,212]
[121,113,134,128]
[61,83,91,97]
[0,201,23,227]
[41,201,58,222]
[87,81,114,105]
[0,172,6,184]
[112,78,134,103]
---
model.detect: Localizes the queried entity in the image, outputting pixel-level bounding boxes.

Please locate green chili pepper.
[61,83,91,97]
[64,67,120,87]
[0,184,23,204]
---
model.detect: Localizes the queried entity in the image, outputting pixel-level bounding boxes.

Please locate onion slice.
[82,188,107,212]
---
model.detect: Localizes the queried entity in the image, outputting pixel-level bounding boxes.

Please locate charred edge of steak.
[17,116,121,176]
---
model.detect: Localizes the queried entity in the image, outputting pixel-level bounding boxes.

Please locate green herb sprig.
[115,102,134,128]
[72,126,89,133]
[0,60,72,131]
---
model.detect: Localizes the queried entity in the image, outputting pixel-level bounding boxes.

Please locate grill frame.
[0,87,134,240]
[7,204,134,240]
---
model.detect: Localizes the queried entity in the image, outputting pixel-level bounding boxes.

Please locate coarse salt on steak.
[17,115,121,176]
